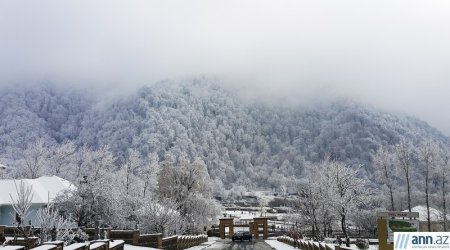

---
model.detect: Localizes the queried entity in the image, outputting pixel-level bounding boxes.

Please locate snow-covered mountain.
[0,80,448,191]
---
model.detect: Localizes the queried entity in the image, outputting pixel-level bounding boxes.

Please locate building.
[0,175,74,226]
[403,205,450,232]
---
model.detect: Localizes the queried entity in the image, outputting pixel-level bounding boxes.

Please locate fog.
[1,0,450,134]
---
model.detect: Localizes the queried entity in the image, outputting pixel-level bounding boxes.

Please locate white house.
[0,175,74,226]
[403,205,450,232]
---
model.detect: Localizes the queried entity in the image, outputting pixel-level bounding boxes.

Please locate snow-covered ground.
[124,238,219,250]
[340,244,378,250]
[266,240,379,250]
[265,239,297,250]
[176,237,219,250]
[124,244,159,250]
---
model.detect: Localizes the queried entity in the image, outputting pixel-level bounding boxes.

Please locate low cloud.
[1,0,450,134]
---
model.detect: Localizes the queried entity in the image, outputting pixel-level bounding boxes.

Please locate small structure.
[403,206,449,232]
[250,217,268,239]
[219,218,234,239]
[377,211,420,250]
[219,217,268,240]
[0,176,74,226]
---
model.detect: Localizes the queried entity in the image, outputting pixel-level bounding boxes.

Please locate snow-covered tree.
[47,140,76,178]
[157,153,218,232]
[9,180,34,241]
[374,147,396,211]
[394,139,415,212]
[55,174,115,227]
[322,161,369,244]
[120,148,142,195]
[437,149,450,231]
[419,141,438,232]
[138,196,182,236]
[3,80,450,232]
[258,196,269,217]
[141,152,159,198]
[37,202,72,243]
[21,139,48,179]
[293,176,324,240]
[113,149,144,229]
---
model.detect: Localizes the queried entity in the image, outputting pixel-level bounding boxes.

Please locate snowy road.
[201,239,276,250]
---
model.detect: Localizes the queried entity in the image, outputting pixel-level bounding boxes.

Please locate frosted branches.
[9,180,34,226]
[38,202,72,243]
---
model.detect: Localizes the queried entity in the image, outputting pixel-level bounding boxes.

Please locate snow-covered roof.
[402,206,449,222]
[0,176,74,206]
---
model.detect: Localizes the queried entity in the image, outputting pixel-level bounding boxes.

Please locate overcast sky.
[1,1,450,134]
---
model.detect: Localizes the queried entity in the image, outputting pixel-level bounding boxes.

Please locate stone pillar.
[253,217,268,240]
[132,230,140,245]
[219,218,234,239]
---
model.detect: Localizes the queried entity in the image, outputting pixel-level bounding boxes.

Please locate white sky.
[0,0,450,134]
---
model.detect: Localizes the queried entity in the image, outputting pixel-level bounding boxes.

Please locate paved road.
[204,239,275,250]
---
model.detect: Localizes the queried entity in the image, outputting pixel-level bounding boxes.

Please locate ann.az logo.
[411,235,448,245]
[395,233,449,250]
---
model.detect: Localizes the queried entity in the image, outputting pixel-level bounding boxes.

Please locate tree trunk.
[341,209,350,247]
[384,163,395,211]
[389,186,395,211]
[406,171,412,212]
[313,215,320,241]
[443,175,447,232]
[426,169,431,232]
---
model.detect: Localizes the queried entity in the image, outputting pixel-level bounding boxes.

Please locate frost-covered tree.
[323,161,369,244]
[258,196,269,217]
[374,147,396,211]
[55,174,115,227]
[47,140,76,178]
[394,139,415,212]
[37,202,72,243]
[120,148,142,195]
[138,196,182,236]
[113,149,143,228]
[2,80,450,207]
[294,176,324,240]
[158,154,210,210]
[419,141,438,232]
[141,153,159,198]
[157,153,218,232]
[84,146,115,181]
[437,149,450,231]
[9,180,34,242]
[21,139,48,179]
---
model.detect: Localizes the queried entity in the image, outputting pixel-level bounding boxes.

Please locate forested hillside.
[1,79,449,194]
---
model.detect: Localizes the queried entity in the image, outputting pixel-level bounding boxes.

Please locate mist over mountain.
[1,79,449,193]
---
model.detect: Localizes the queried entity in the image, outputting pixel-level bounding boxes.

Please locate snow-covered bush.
[61,229,89,245]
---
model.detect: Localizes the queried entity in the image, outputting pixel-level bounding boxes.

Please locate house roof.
[0,175,74,206]
[403,205,450,222]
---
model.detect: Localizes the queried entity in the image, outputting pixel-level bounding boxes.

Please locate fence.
[278,236,355,250]
[104,229,207,250]
[2,225,207,250]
